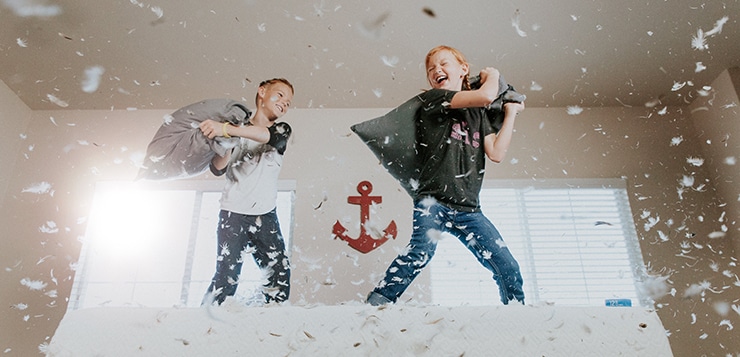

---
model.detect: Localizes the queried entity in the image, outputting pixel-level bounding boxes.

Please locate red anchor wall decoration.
[333,181,397,254]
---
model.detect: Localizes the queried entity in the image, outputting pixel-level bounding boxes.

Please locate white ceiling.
[1,0,738,111]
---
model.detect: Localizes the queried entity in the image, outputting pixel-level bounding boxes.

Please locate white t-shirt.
[219,137,283,215]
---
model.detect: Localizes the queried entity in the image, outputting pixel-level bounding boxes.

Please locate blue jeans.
[204,209,290,305]
[369,200,525,305]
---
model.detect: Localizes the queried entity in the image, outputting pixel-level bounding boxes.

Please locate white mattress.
[47,303,673,356]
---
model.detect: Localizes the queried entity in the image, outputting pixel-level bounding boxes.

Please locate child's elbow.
[487,153,505,163]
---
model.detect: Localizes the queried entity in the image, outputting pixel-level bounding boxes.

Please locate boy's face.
[426,50,469,91]
[259,82,293,119]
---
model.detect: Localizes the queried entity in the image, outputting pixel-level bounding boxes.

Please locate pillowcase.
[137,98,251,180]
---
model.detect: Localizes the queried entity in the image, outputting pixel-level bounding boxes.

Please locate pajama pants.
[204,209,290,305]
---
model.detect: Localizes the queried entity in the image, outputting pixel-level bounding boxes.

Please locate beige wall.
[689,68,740,250]
[0,80,32,209]
[1,75,738,355]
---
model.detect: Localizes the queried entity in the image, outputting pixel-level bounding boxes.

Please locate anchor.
[333,181,397,254]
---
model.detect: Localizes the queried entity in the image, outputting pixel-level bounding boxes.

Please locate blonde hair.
[255,78,294,106]
[425,45,471,90]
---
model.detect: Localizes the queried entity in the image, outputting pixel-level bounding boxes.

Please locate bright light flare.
[86,184,174,259]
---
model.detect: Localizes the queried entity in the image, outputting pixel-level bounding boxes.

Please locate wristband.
[222,122,231,138]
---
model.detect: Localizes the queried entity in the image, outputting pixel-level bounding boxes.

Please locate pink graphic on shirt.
[450,121,480,148]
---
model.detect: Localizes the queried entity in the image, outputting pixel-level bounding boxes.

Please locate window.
[430,179,648,307]
[68,180,295,310]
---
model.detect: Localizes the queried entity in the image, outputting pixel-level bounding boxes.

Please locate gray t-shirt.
[415,89,494,212]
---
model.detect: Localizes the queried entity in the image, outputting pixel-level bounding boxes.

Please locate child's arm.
[199,119,270,143]
[484,102,525,163]
[209,149,231,174]
[449,67,500,109]
[200,119,269,175]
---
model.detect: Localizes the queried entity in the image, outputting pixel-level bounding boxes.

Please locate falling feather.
[3,0,62,17]
[357,11,390,39]
[654,230,668,242]
[150,5,163,18]
[691,29,708,51]
[20,278,47,291]
[671,82,686,91]
[719,320,733,331]
[643,215,659,232]
[690,17,728,51]
[36,255,52,264]
[683,281,711,299]
[686,157,703,167]
[39,221,59,234]
[81,66,105,93]
[425,228,444,243]
[704,16,729,36]
[21,181,52,194]
[670,136,683,146]
[696,87,712,97]
[511,9,527,37]
[566,106,583,115]
[639,274,671,300]
[47,94,69,107]
[380,55,399,67]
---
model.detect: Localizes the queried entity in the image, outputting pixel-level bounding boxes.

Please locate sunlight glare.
[86,184,170,259]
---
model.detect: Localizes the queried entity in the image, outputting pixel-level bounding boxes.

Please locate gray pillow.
[137,99,251,180]
[350,75,525,197]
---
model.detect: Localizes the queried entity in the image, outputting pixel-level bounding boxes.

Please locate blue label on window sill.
[605,299,632,307]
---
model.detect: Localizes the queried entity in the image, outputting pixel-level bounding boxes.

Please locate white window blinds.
[430,179,647,307]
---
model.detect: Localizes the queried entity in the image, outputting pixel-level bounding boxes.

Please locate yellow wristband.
[222,122,231,138]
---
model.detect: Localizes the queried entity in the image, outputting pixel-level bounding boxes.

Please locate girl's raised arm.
[449,67,500,109]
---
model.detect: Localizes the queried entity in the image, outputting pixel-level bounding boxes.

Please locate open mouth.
[435,75,448,85]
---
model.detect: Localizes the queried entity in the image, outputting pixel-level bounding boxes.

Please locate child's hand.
[479,67,500,84]
[504,101,525,116]
[199,119,221,139]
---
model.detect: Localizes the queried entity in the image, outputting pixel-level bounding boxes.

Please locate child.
[366,46,526,306]
[198,78,294,305]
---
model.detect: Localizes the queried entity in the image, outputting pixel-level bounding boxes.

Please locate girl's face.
[426,50,469,91]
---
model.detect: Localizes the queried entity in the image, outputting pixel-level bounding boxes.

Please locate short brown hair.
[255,78,294,105]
